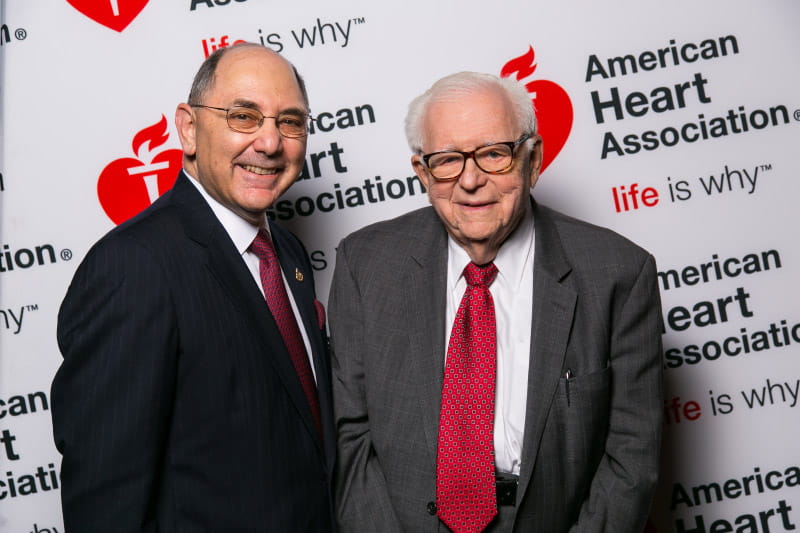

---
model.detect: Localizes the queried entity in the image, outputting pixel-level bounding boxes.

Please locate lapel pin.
[295,268,304,282]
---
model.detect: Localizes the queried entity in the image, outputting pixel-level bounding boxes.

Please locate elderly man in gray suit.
[329,71,663,533]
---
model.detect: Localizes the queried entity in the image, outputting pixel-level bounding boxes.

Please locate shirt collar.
[183,169,267,255]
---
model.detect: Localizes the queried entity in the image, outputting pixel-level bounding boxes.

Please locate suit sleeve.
[52,236,178,533]
[328,238,403,533]
[571,254,663,533]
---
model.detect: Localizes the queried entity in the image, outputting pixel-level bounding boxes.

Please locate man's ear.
[411,154,431,191]
[175,103,197,157]
[528,134,543,188]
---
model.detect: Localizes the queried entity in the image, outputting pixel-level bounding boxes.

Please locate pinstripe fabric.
[53,172,336,532]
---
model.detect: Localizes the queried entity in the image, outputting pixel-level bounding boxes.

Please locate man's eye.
[482,148,507,160]
[232,112,257,122]
[434,154,462,166]
[279,116,303,127]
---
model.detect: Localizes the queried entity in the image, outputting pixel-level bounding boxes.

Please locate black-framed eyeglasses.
[190,104,311,138]
[421,133,532,181]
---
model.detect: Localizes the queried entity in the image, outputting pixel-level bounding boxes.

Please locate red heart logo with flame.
[501,46,573,173]
[66,0,149,32]
[97,115,182,225]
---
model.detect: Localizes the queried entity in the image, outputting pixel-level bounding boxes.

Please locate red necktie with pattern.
[251,229,323,439]
[436,262,499,533]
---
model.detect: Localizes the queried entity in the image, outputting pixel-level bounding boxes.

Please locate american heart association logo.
[66,0,149,32]
[501,45,573,173]
[97,115,182,225]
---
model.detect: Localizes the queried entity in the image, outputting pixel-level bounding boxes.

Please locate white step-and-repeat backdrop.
[1,1,798,531]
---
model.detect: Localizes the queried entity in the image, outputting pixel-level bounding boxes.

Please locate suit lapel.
[516,200,577,503]
[405,209,449,466]
[172,173,324,454]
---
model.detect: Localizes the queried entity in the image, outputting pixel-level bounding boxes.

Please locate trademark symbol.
[14,28,26,40]
[760,163,772,172]
[794,109,800,121]
[25,304,39,312]
[352,17,365,24]
[60,249,73,261]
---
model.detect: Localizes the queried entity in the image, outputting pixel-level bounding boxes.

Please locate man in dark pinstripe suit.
[52,43,336,532]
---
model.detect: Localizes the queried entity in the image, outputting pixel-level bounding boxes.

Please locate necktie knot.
[250,229,276,263]
[464,262,498,288]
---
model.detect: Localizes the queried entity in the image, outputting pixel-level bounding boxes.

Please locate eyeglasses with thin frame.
[421,133,532,181]
[190,104,311,138]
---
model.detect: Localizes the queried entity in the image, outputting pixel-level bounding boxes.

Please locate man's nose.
[251,119,283,154]
[457,156,489,191]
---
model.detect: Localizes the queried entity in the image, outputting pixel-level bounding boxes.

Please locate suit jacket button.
[427,501,437,515]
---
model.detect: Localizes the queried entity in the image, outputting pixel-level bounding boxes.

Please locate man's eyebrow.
[231,99,264,110]
[279,106,309,116]
[230,100,308,116]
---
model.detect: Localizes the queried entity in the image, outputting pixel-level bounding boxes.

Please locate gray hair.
[404,71,536,153]
[187,42,308,108]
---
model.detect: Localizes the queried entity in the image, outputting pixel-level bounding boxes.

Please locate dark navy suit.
[53,171,336,532]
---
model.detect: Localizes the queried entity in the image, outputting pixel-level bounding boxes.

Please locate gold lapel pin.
[295,268,304,282]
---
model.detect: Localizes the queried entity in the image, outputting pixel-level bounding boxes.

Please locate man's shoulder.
[103,191,184,245]
[344,206,434,243]
[537,202,651,258]
[344,205,437,241]
[79,183,199,271]
[534,202,654,285]
[336,206,440,266]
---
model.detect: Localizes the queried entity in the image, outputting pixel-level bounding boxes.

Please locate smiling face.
[411,86,542,264]
[175,46,308,226]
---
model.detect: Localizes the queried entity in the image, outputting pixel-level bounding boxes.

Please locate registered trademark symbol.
[794,109,800,121]
[61,249,73,261]
[15,28,27,40]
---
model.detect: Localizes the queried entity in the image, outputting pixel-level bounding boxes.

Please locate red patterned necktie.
[250,229,323,439]
[436,262,499,533]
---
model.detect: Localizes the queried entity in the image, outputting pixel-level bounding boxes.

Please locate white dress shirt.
[445,200,535,475]
[185,172,317,381]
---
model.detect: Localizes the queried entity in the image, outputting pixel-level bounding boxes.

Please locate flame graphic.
[132,115,170,158]
[500,46,537,81]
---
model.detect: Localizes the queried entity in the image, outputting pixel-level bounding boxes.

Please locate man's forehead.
[210,49,305,107]
[423,90,517,148]
[216,51,291,83]
[219,45,286,69]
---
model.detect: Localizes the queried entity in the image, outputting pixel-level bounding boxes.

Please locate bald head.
[188,43,308,109]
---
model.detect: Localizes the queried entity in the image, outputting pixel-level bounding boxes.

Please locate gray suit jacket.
[329,198,663,532]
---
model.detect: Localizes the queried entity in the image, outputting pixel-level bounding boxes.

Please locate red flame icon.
[132,115,170,157]
[501,46,538,81]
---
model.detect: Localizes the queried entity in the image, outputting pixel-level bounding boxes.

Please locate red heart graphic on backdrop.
[97,115,182,225]
[97,151,181,225]
[66,0,149,32]
[501,45,573,173]
[523,78,573,173]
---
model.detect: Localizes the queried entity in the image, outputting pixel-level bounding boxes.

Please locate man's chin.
[452,221,501,242]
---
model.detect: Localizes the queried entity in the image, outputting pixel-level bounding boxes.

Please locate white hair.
[404,71,537,153]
